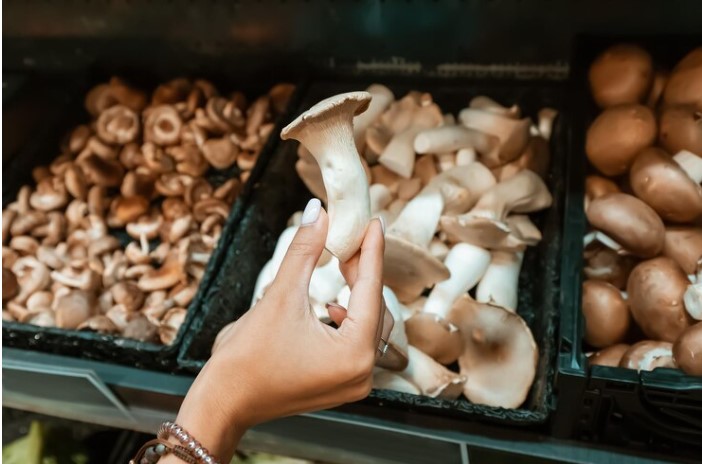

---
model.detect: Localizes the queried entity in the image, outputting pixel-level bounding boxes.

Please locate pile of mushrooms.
[243,85,556,408]
[583,44,701,376]
[2,77,294,344]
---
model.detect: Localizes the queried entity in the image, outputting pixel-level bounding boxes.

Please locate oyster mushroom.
[447,295,538,408]
[629,148,702,223]
[281,92,372,262]
[627,257,693,342]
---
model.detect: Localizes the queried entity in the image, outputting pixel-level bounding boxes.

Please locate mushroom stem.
[423,243,491,318]
[413,125,496,155]
[376,287,409,371]
[684,283,702,320]
[398,346,466,399]
[475,251,524,312]
[673,150,702,183]
[281,92,372,262]
[354,84,394,152]
[373,369,420,395]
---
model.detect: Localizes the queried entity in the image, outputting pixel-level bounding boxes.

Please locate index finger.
[339,219,385,344]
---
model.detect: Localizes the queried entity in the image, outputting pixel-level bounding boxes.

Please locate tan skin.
[161,203,386,463]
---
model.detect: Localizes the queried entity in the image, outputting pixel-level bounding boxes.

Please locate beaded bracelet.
[130,421,221,464]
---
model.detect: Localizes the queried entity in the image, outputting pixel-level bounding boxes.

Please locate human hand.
[170,199,387,462]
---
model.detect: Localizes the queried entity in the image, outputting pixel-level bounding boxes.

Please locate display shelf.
[2,348,691,464]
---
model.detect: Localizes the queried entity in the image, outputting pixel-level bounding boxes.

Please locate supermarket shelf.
[2,348,692,464]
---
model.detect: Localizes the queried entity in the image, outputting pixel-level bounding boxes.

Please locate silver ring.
[377,338,389,356]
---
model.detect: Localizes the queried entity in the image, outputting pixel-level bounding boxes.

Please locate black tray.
[2,73,302,371]
[179,76,566,425]
[552,35,702,455]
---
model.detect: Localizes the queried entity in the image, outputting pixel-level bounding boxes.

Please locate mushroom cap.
[663,227,702,275]
[404,313,463,365]
[673,322,702,376]
[78,315,119,334]
[585,175,620,205]
[588,44,653,108]
[663,47,702,108]
[627,257,693,342]
[123,315,159,342]
[629,147,702,223]
[96,104,140,144]
[281,91,372,141]
[583,245,636,289]
[159,307,187,344]
[55,290,93,329]
[80,154,125,187]
[619,340,676,372]
[585,104,656,176]
[383,235,450,304]
[659,105,702,155]
[202,137,239,170]
[2,268,19,302]
[447,295,537,408]
[111,281,145,312]
[582,280,631,348]
[589,343,631,368]
[586,193,664,258]
[111,196,150,224]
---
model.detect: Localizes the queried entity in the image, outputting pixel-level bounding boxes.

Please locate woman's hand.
[170,199,387,462]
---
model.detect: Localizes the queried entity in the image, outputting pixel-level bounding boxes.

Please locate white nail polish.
[301,198,322,225]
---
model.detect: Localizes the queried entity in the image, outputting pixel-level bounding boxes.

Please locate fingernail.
[325,302,347,312]
[378,216,386,236]
[301,198,322,226]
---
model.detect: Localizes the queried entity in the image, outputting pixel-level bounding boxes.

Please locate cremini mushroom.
[458,107,530,168]
[659,105,702,155]
[585,104,656,176]
[663,47,702,108]
[586,193,665,258]
[447,295,538,408]
[673,322,702,376]
[589,344,631,368]
[588,44,653,108]
[281,92,372,261]
[620,341,676,372]
[582,279,630,348]
[627,257,693,342]
[663,227,702,276]
[585,175,620,212]
[476,251,524,312]
[629,148,702,223]
[583,245,636,289]
[397,346,466,399]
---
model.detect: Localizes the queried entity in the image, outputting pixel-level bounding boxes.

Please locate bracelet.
[129,421,221,464]
[159,421,220,464]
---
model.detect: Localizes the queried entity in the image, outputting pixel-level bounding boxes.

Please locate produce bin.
[179,75,566,425]
[553,35,702,456]
[2,73,303,371]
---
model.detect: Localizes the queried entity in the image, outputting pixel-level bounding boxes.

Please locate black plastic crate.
[179,76,566,425]
[2,73,302,371]
[553,35,702,454]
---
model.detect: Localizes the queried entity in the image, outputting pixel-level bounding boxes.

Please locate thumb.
[274,198,329,292]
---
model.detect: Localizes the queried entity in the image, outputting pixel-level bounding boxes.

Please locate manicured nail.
[301,198,322,225]
[378,216,386,236]
[325,302,347,312]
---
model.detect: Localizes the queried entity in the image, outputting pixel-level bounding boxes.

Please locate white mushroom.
[281,92,372,262]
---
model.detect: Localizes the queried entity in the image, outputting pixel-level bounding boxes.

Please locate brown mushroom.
[159,307,187,345]
[111,281,145,312]
[620,341,676,372]
[586,193,664,258]
[213,178,241,204]
[155,173,190,197]
[236,151,258,171]
[673,323,702,376]
[123,315,159,342]
[9,236,40,255]
[109,196,150,226]
[184,178,213,207]
[585,175,620,211]
[169,144,210,177]
[12,256,51,303]
[79,154,124,187]
[629,148,702,223]
[588,44,653,108]
[119,143,144,169]
[663,47,702,108]
[51,267,99,291]
[2,268,19,302]
[583,246,636,289]
[585,104,656,176]
[29,176,69,212]
[201,137,239,170]
[589,344,631,367]
[69,125,92,153]
[87,186,108,216]
[144,105,182,146]
[663,227,702,276]
[126,214,163,242]
[54,290,93,329]
[192,198,228,222]
[137,252,185,291]
[142,142,176,173]
[78,315,119,334]
[120,171,155,199]
[96,104,140,144]
[447,295,537,408]
[659,105,702,155]
[627,257,693,342]
[582,280,631,348]
[162,198,190,221]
